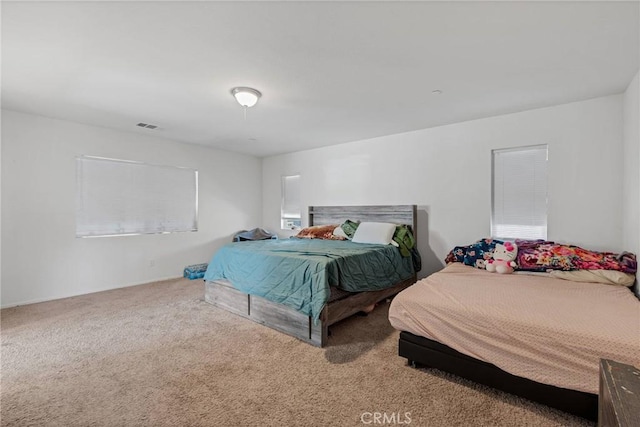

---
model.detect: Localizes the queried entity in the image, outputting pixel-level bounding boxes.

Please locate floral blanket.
[445,238,637,274]
[515,240,637,273]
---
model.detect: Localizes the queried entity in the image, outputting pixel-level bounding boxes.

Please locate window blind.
[76,156,198,237]
[281,174,301,229]
[491,145,547,240]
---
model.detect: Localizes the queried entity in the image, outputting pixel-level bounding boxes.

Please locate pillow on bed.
[549,269,636,287]
[515,240,575,271]
[340,219,360,239]
[445,239,507,269]
[446,246,468,264]
[462,238,505,269]
[515,240,637,274]
[295,224,346,240]
[351,222,396,245]
[333,226,350,240]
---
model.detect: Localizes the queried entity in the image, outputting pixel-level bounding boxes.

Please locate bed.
[389,262,640,420]
[204,205,418,347]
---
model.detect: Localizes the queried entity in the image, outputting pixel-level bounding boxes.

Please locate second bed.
[389,262,640,419]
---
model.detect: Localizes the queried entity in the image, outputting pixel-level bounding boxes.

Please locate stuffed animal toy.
[486,242,518,274]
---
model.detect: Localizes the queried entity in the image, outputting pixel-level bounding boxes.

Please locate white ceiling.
[2,1,639,157]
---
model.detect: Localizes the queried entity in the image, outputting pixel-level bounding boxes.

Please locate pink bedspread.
[388,263,640,394]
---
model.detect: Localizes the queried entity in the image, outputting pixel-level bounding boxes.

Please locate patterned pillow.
[516,240,638,273]
[515,240,558,271]
[340,219,360,239]
[445,238,504,269]
[515,240,575,271]
[447,246,468,264]
[295,224,346,240]
[463,238,504,269]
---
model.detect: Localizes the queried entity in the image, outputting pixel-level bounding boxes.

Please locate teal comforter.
[204,238,414,321]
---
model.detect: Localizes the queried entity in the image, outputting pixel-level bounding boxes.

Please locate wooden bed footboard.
[205,275,416,347]
[205,279,326,346]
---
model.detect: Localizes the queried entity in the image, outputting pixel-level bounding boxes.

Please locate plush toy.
[486,242,518,274]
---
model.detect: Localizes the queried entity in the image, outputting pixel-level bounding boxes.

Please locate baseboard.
[0,275,182,309]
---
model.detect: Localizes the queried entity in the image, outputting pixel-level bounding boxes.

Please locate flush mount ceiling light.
[231,87,262,108]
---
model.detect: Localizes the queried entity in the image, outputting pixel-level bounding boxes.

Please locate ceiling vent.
[136,122,158,129]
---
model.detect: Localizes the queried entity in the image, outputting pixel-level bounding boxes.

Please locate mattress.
[204,238,414,321]
[388,263,640,394]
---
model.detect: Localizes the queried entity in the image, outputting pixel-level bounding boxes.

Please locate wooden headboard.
[308,205,417,235]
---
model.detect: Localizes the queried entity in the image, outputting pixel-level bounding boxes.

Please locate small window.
[491,145,548,240]
[281,174,301,230]
[76,156,198,237]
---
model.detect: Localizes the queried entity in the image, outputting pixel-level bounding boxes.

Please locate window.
[76,156,198,237]
[491,145,548,240]
[281,174,301,230]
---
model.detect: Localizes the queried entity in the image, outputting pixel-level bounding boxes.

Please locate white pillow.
[333,226,350,240]
[351,222,396,245]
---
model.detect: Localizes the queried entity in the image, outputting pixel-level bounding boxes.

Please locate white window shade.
[281,174,301,229]
[76,156,198,237]
[491,145,548,240]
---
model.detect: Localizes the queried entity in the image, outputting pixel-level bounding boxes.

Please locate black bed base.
[398,332,598,421]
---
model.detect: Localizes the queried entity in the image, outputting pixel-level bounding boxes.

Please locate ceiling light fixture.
[231,87,261,108]
[231,87,262,120]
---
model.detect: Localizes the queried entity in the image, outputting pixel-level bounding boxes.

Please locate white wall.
[263,95,624,278]
[1,110,262,307]
[0,109,2,307]
[623,70,640,256]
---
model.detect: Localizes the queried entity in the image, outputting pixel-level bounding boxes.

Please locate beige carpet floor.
[1,278,593,427]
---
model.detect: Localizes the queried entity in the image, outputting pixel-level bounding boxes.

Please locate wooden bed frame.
[398,332,598,421]
[204,205,418,347]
